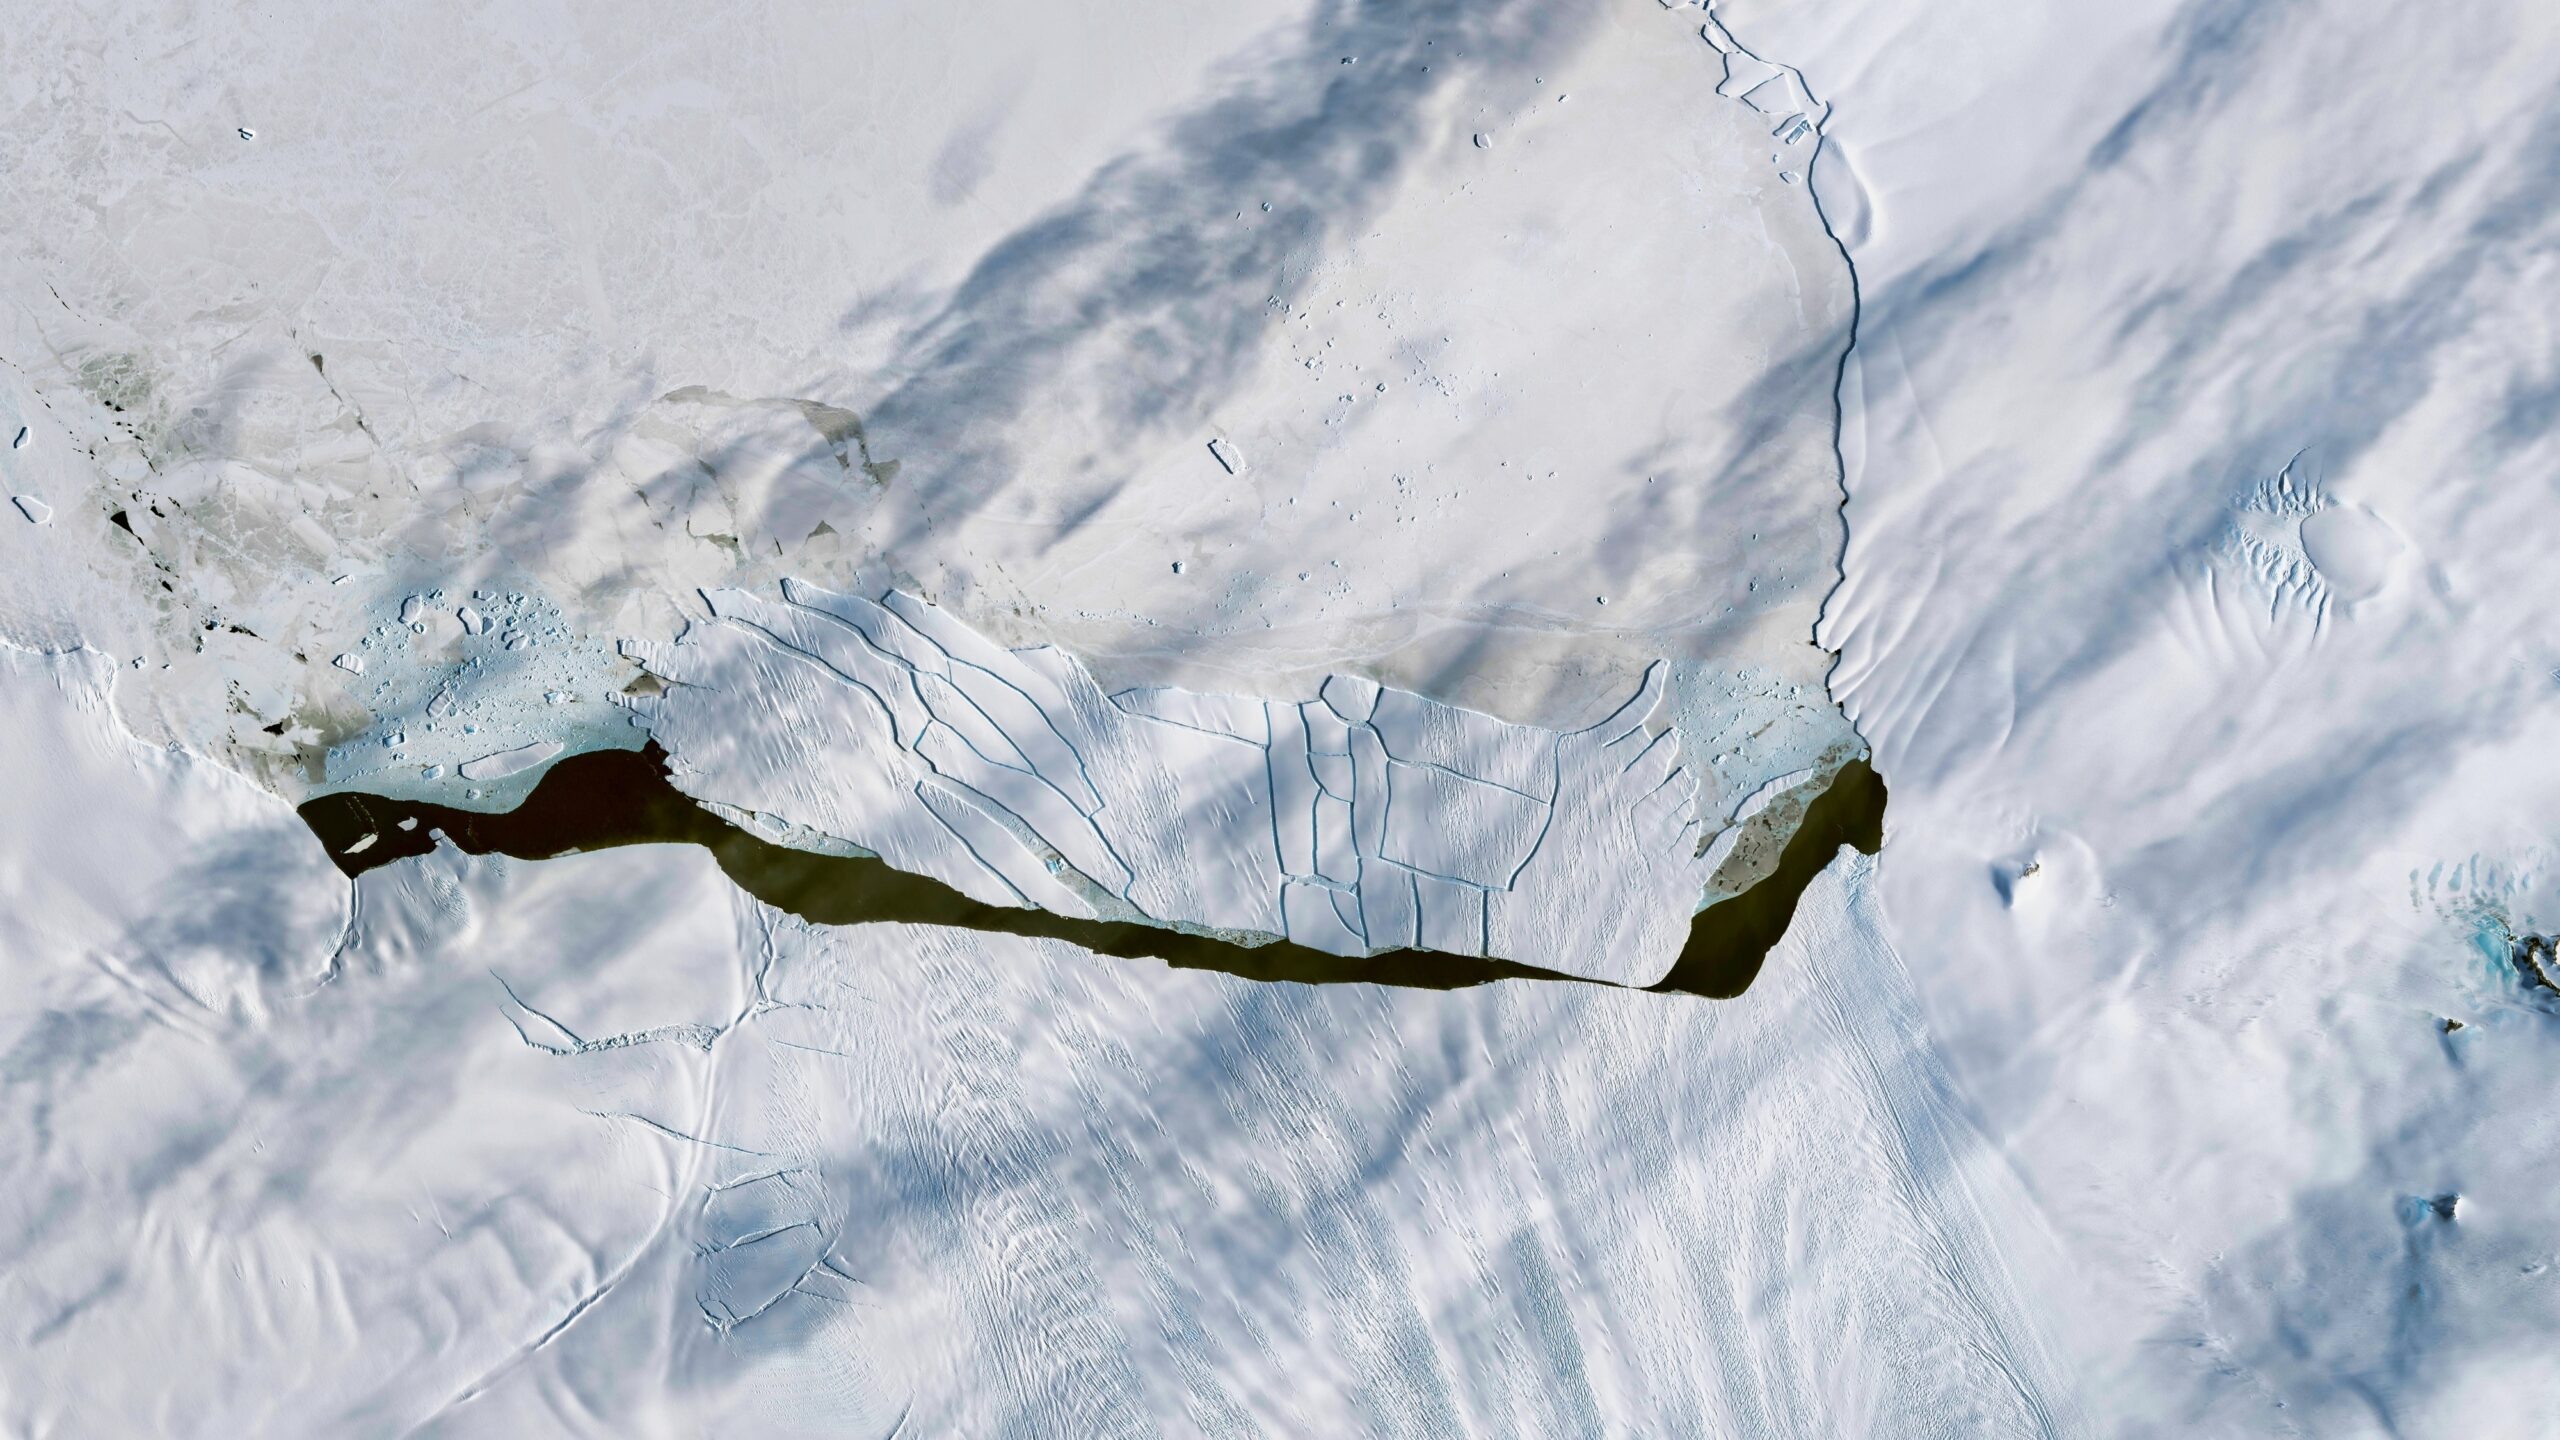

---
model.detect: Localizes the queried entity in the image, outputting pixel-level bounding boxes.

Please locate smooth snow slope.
[9,0,2560,1433]
[1718,0,2560,1430]
[0,650,2064,1436]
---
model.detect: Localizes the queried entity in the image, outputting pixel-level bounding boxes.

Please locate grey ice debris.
[459,740,564,781]
[332,653,366,675]
[1207,437,1242,474]
[1992,855,2044,907]
[11,495,50,525]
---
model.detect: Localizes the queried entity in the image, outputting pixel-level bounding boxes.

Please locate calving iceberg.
[622,581,1718,986]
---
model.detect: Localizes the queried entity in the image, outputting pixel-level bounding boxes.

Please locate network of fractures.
[629,580,1756,988]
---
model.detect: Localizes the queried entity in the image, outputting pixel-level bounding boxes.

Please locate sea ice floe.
[626,581,1720,985]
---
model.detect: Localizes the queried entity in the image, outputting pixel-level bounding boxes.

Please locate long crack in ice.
[621,581,1718,987]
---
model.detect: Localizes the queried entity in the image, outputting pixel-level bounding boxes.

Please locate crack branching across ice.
[611,581,1827,985]
[298,744,1880,1000]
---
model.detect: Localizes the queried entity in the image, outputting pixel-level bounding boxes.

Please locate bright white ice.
[7,0,2560,1434]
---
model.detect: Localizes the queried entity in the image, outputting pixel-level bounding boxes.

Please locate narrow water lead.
[298,747,1884,999]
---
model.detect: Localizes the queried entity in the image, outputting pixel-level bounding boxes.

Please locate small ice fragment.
[1472,132,1490,149]
[459,740,564,781]
[397,817,418,831]
[10,426,26,449]
[1595,595,1608,605]
[237,127,256,140]
[332,653,366,675]
[456,604,488,634]
[399,595,427,625]
[544,690,568,704]
[331,575,350,586]
[343,832,377,855]
[11,496,50,524]
[502,631,529,651]
[385,730,406,747]
[421,764,444,779]
[1207,438,1242,474]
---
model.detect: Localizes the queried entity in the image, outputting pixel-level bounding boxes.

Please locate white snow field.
[0,645,2055,1436]
[5,0,2560,1433]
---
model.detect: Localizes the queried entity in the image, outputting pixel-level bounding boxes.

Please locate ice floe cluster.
[624,581,1717,985]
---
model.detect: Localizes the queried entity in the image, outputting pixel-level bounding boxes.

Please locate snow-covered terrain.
[0,643,2057,1436]
[8,0,2560,1433]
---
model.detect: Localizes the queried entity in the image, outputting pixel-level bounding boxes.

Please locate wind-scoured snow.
[1721,0,2560,1428]
[0,643,2060,1435]
[10,0,2558,1432]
